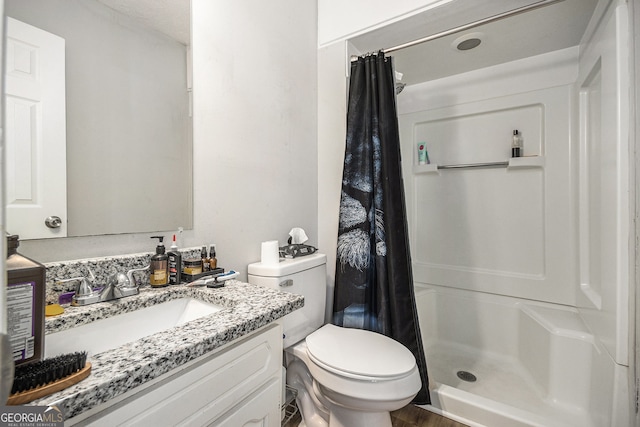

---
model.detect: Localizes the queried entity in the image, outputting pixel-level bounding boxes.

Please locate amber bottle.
[7,234,45,366]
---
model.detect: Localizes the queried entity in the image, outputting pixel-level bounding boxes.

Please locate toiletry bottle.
[201,245,210,272]
[417,142,430,165]
[167,234,182,285]
[209,244,217,270]
[150,236,168,287]
[512,130,522,157]
[7,234,45,366]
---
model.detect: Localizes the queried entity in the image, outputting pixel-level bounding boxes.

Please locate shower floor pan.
[415,285,625,427]
[423,343,589,427]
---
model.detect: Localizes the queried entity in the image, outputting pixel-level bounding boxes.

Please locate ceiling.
[96,0,190,45]
[95,0,598,85]
[350,0,599,86]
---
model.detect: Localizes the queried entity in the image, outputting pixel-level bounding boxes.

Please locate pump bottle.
[150,236,168,287]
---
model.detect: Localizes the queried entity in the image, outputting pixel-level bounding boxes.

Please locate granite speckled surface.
[44,248,202,304]
[31,280,303,421]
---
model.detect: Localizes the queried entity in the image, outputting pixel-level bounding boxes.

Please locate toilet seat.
[305,324,416,381]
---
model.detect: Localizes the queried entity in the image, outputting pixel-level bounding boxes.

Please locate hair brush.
[8,352,91,405]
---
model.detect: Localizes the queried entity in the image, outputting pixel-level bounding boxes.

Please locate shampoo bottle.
[511,130,522,157]
[167,234,182,285]
[150,236,168,287]
[7,234,45,366]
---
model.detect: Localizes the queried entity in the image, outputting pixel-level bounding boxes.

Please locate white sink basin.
[45,298,223,357]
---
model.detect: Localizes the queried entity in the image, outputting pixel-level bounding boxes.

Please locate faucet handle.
[86,267,96,283]
[56,277,94,298]
[126,266,150,288]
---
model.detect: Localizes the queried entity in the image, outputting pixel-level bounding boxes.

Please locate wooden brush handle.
[7,362,91,405]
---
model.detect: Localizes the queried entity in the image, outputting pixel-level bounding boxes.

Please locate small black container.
[168,250,182,286]
[7,234,46,366]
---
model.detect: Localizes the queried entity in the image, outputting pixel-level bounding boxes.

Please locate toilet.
[248,253,422,427]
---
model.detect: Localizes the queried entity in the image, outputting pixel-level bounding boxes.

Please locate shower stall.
[319,0,636,425]
[397,2,631,426]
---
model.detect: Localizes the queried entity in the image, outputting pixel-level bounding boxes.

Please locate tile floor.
[283,403,469,427]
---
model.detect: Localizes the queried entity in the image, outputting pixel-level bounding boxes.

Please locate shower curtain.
[333,52,430,404]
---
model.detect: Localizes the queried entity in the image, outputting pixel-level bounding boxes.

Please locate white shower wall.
[575,0,631,367]
[398,47,578,306]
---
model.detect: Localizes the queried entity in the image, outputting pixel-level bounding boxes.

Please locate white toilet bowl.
[247,255,423,427]
[286,324,422,427]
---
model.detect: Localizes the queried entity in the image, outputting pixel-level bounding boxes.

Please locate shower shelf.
[412,155,545,174]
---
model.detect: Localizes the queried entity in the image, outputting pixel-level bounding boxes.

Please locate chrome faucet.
[58,266,149,306]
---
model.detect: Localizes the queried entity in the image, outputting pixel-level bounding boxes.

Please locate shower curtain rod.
[352,0,564,59]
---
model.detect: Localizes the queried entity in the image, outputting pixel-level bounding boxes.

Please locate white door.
[5,17,66,239]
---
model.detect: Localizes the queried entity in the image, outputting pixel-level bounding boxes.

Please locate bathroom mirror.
[5,0,193,238]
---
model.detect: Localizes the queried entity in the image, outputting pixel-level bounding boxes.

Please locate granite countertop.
[30,280,303,420]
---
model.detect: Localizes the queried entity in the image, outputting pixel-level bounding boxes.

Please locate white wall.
[317,41,349,321]
[14,0,318,281]
[190,0,318,279]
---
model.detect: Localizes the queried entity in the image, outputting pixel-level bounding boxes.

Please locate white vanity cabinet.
[69,322,283,427]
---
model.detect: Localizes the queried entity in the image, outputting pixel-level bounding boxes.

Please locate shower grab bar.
[437,161,509,170]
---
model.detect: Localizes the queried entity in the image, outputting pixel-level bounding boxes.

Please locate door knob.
[45,216,62,228]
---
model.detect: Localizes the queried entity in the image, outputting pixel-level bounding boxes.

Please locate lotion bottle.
[150,236,168,287]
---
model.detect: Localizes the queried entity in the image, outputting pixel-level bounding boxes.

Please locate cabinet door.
[211,377,281,427]
[72,323,282,426]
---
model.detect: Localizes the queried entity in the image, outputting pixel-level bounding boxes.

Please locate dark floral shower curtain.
[333,52,430,404]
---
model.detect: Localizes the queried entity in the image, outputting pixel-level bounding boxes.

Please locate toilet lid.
[305,324,416,379]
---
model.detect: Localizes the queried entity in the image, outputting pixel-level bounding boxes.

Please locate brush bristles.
[11,352,87,394]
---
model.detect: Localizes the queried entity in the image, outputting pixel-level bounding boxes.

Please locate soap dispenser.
[150,236,168,287]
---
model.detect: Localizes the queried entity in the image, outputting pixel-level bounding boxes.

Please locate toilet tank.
[248,253,326,348]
